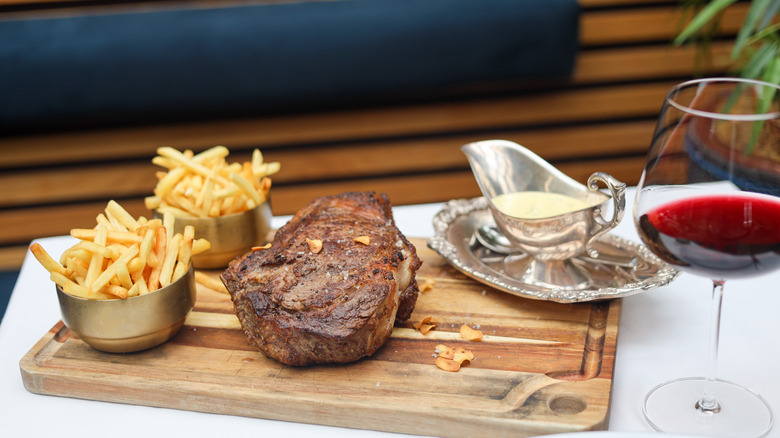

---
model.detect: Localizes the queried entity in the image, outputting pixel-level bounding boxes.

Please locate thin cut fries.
[145,146,280,218]
[194,271,229,294]
[29,243,67,276]
[29,200,211,300]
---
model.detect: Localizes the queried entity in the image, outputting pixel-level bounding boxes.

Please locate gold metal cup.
[55,266,196,353]
[157,201,273,269]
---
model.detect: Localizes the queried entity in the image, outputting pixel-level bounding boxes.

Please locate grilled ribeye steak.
[221,192,422,366]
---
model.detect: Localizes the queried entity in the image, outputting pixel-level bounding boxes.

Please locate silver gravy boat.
[462,139,626,290]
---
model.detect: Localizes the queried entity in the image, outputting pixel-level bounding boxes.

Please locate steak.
[221,191,422,366]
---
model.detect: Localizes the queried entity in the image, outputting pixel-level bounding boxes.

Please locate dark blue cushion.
[0,0,579,133]
[0,270,19,323]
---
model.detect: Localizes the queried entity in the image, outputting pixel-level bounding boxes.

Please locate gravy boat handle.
[586,172,626,258]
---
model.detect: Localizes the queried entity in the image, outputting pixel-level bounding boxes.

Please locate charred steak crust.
[221,192,422,366]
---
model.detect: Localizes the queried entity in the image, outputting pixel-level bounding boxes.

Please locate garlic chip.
[435,357,461,372]
[434,344,475,372]
[460,324,483,341]
[306,238,323,254]
[418,278,435,293]
[413,316,436,334]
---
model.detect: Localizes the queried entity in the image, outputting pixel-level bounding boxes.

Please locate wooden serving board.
[20,238,620,437]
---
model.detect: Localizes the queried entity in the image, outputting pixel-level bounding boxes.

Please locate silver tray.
[426,197,679,303]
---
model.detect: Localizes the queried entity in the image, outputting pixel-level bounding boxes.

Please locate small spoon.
[476,225,638,269]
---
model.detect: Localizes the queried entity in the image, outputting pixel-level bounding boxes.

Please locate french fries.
[145,146,280,218]
[193,271,229,295]
[29,201,211,300]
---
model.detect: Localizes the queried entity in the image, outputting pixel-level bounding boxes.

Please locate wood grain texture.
[580,2,748,45]
[0,120,655,209]
[574,42,735,83]
[0,246,27,271]
[20,238,621,437]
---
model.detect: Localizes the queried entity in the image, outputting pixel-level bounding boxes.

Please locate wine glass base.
[644,377,773,437]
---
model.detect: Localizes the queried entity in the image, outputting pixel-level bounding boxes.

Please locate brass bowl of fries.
[147,145,280,269]
[158,201,273,269]
[55,266,196,353]
[28,199,208,353]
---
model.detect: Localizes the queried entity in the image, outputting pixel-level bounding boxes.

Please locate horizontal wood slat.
[580,2,748,46]
[0,154,645,265]
[574,41,734,83]
[1,154,645,240]
[267,157,646,213]
[1,198,148,247]
[1,120,656,210]
[0,246,27,271]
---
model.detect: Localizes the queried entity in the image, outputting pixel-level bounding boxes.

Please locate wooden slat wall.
[0,0,744,270]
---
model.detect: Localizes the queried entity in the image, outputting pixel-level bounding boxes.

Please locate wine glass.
[634,77,780,437]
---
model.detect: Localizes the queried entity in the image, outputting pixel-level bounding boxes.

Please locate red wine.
[638,194,780,279]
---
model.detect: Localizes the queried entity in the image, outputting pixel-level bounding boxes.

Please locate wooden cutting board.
[20,238,620,437]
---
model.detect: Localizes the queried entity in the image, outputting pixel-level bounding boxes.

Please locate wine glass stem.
[697,279,725,414]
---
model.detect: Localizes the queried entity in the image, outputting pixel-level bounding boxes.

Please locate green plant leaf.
[759,53,780,98]
[758,0,780,30]
[740,42,776,79]
[746,55,779,155]
[732,0,771,58]
[674,0,738,45]
[748,22,780,45]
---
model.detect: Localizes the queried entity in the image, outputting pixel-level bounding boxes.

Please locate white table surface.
[1,190,778,438]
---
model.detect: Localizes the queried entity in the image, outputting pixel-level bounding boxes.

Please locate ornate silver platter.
[427,197,679,303]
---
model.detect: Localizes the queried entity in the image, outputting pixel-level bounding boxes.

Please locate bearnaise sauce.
[492,191,591,219]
